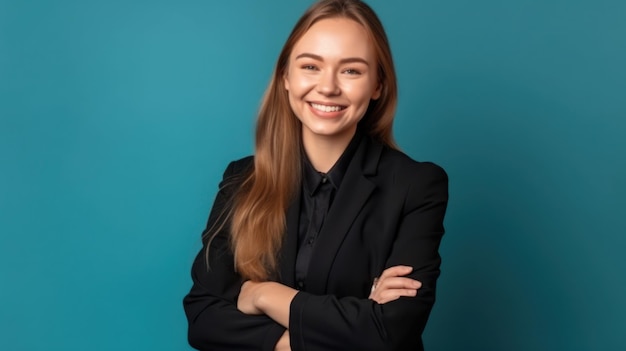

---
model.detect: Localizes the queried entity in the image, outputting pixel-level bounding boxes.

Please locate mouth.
[309,102,347,113]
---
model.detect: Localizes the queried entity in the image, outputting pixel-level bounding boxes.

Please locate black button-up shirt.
[294,132,362,290]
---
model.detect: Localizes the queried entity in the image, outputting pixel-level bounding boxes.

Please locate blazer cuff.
[262,323,286,351]
[288,291,311,351]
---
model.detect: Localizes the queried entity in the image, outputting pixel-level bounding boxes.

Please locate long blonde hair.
[213,0,399,281]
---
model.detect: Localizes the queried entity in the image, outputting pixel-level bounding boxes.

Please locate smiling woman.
[285,18,382,170]
[183,1,448,350]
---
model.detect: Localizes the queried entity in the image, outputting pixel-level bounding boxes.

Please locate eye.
[343,68,362,75]
[301,65,318,71]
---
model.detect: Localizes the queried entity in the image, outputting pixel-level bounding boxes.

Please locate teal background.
[1,0,624,350]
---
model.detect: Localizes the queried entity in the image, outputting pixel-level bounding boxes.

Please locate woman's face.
[284,17,381,145]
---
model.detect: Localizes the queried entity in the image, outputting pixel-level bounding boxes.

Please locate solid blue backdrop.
[1,0,624,350]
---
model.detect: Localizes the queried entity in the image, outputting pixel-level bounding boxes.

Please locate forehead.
[291,17,375,61]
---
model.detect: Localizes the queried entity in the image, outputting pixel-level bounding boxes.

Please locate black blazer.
[184,136,449,351]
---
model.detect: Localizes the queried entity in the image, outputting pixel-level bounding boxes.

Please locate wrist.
[255,281,274,313]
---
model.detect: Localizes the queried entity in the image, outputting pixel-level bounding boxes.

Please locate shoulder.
[223,155,254,179]
[375,146,449,209]
[378,146,448,185]
[216,156,254,192]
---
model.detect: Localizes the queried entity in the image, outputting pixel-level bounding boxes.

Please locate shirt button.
[307,237,315,245]
[297,281,305,289]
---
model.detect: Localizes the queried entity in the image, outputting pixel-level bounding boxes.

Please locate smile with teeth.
[310,102,346,113]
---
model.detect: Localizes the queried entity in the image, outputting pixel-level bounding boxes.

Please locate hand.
[237,280,264,315]
[368,265,422,304]
[237,281,297,327]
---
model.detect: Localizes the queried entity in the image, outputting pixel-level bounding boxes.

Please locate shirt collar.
[302,131,362,196]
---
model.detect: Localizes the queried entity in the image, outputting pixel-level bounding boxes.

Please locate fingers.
[369,266,422,304]
[369,284,420,304]
[370,276,421,299]
[376,276,422,290]
[378,288,417,301]
[378,265,413,280]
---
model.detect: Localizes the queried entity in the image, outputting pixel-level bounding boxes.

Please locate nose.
[316,70,340,96]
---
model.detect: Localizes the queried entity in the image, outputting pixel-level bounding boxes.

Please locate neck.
[302,129,355,173]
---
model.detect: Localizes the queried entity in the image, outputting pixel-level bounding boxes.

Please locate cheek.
[344,82,376,105]
[287,73,316,96]
[286,90,304,119]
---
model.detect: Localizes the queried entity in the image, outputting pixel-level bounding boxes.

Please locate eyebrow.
[295,53,370,66]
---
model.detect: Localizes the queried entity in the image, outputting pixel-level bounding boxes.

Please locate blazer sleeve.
[288,162,449,351]
[183,159,286,351]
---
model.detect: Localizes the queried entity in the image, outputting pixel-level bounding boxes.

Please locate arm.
[238,266,422,327]
[287,163,448,351]
[183,159,286,351]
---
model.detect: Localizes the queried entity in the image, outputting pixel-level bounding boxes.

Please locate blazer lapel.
[305,137,383,294]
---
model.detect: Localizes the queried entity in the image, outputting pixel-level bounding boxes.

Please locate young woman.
[183,1,448,350]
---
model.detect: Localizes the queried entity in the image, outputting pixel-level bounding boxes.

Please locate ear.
[371,82,382,100]
[283,73,290,91]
